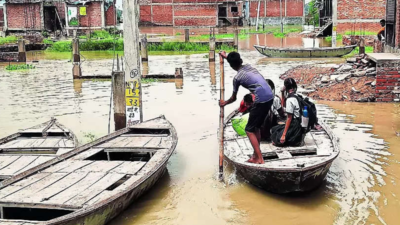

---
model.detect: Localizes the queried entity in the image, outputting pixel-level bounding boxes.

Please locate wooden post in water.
[72,38,81,79]
[233,28,239,50]
[209,28,215,62]
[18,39,26,63]
[359,38,365,55]
[113,71,126,130]
[141,34,148,62]
[218,52,225,180]
[185,29,190,42]
[123,0,143,125]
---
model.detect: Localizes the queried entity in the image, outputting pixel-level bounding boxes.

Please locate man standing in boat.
[219,51,274,164]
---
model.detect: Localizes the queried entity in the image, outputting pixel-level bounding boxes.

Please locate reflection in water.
[175,78,183,89]
[142,61,149,76]
[0,49,399,225]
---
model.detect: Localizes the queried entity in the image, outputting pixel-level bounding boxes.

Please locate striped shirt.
[233,64,274,103]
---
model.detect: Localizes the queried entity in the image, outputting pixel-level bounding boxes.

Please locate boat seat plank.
[143,137,162,148]
[56,148,74,155]
[85,175,141,206]
[43,161,92,173]
[56,161,95,173]
[0,221,36,225]
[13,172,52,187]
[138,149,169,175]
[101,137,153,148]
[0,156,21,170]
[224,140,242,159]
[15,156,55,175]
[109,161,146,175]
[130,119,170,129]
[120,134,169,137]
[71,148,104,160]
[65,173,126,207]
[44,172,106,205]
[75,161,125,173]
[1,173,69,202]
[38,138,64,148]
[0,139,39,149]
[0,156,39,176]
[20,128,68,134]
[55,139,74,148]
[104,148,165,153]
[27,172,89,203]
[224,125,239,140]
[96,137,127,148]
[27,138,48,148]
[276,151,293,159]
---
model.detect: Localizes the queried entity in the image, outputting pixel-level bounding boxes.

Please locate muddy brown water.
[0,34,398,225]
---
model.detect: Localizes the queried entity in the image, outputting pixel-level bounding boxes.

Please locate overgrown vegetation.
[190,33,248,41]
[0,36,18,45]
[6,64,36,71]
[325,34,343,41]
[305,0,320,26]
[91,30,112,39]
[46,38,124,52]
[147,42,235,52]
[344,31,377,36]
[69,18,79,26]
[83,132,96,142]
[343,46,374,58]
[142,78,159,83]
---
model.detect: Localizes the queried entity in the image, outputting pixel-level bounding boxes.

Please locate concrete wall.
[248,0,303,18]
[53,1,65,20]
[0,7,4,28]
[6,3,42,30]
[79,2,102,27]
[336,0,385,34]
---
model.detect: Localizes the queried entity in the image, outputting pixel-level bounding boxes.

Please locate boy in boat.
[219,51,274,164]
[261,79,286,142]
[377,19,386,41]
[271,78,303,146]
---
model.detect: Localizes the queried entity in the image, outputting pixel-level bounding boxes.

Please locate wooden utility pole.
[332,0,338,47]
[256,1,261,31]
[218,53,225,181]
[18,39,26,63]
[185,29,190,42]
[209,28,215,62]
[72,38,81,78]
[141,34,148,62]
[123,0,143,126]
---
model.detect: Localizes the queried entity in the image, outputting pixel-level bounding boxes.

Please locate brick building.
[246,0,304,25]
[139,0,243,27]
[320,0,386,35]
[2,0,116,35]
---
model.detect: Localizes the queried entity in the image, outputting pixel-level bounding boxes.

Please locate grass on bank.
[325,34,343,41]
[6,64,36,71]
[141,78,159,83]
[0,36,18,45]
[342,46,374,59]
[344,31,377,36]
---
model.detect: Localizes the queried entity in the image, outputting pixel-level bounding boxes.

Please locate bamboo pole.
[256,0,261,31]
[218,52,225,181]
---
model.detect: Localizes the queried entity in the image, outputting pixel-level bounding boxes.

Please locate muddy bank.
[281,55,377,102]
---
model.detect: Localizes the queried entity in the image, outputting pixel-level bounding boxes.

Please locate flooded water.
[0,31,398,225]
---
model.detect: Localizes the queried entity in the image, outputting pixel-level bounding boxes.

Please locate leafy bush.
[47,40,72,52]
[43,38,54,44]
[42,31,49,38]
[176,32,182,36]
[91,30,112,39]
[148,42,235,52]
[79,35,87,39]
[0,36,18,45]
[325,34,343,41]
[6,64,36,71]
[69,18,79,26]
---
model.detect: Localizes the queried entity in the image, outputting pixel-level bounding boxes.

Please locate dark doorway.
[218,7,227,18]
[44,6,62,32]
[386,0,396,47]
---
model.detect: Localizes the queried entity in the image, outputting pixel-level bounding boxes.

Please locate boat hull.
[254,45,357,58]
[51,163,168,225]
[228,158,334,194]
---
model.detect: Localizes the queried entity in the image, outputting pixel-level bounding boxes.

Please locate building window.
[231,7,238,13]
[67,6,79,26]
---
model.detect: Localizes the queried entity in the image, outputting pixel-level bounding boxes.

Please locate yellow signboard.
[333,26,337,31]
[125,88,140,97]
[80,7,87,16]
[126,97,140,107]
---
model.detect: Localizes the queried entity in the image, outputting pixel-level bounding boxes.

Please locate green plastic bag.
[231,113,249,137]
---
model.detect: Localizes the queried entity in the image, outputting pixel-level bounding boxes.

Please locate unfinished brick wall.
[79,2,102,27]
[396,0,400,47]
[105,4,116,26]
[6,3,42,30]
[249,0,303,18]
[0,7,4,28]
[53,2,65,20]
[337,22,383,34]
[375,62,400,102]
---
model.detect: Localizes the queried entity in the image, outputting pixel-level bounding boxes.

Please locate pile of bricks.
[342,35,375,47]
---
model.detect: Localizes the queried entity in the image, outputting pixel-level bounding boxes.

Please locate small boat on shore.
[0,118,77,181]
[223,111,339,194]
[0,115,177,224]
[254,45,357,58]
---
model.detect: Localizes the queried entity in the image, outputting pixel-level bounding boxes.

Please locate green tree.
[306,0,319,26]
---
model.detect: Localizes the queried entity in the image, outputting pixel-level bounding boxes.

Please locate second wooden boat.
[0,118,77,181]
[254,44,357,58]
[0,115,177,224]
[223,111,339,194]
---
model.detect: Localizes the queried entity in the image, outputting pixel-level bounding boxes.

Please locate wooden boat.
[254,44,357,58]
[223,111,339,194]
[0,115,177,224]
[0,118,77,181]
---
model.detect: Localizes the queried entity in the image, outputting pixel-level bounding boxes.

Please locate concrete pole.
[359,38,365,55]
[280,0,283,32]
[332,0,338,47]
[3,3,8,31]
[175,68,183,78]
[101,0,106,28]
[72,38,81,78]
[209,61,216,86]
[40,1,44,30]
[185,29,190,42]
[64,3,70,37]
[123,0,142,126]
[141,34,148,62]
[18,39,26,63]
[256,1,260,31]
[112,71,126,131]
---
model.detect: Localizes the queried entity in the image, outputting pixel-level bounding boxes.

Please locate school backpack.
[288,93,318,132]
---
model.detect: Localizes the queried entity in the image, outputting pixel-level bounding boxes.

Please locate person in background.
[238,93,255,114]
[219,51,274,164]
[377,19,386,41]
[261,79,286,141]
[271,78,303,146]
